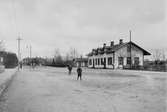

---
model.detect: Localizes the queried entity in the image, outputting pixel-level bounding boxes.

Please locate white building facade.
[87,39,151,69]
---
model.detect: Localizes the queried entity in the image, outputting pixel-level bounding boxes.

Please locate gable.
[114,42,151,55]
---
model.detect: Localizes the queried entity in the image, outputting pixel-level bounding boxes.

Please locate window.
[98,58,100,65]
[101,58,103,65]
[89,59,92,65]
[104,58,106,65]
[127,57,131,65]
[108,57,112,65]
[95,59,97,65]
[96,59,98,65]
[94,59,96,65]
[118,57,123,65]
[127,44,131,52]
[134,57,139,65]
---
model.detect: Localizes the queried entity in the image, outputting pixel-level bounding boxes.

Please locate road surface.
[0,66,166,112]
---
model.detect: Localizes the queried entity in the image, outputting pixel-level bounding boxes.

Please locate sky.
[0,0,166,58]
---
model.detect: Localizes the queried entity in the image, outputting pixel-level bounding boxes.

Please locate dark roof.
[87,41,151,56]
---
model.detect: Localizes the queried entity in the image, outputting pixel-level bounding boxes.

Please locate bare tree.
[65,53,70,61]
[54,48,60,59]
[151,49,167,61]
[68,47,79,60]
[53,48,63,66]
[161,49,166,61]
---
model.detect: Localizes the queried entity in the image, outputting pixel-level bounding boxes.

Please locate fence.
[143,64,167,72]
[123,63,167,72]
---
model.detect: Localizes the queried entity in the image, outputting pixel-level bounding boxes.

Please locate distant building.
[0,51,5,65]
[0,57,3,65]
[87,39,151,69]
[74,57,88,67]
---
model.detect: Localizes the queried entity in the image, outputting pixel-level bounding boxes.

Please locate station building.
[87,39,151,69]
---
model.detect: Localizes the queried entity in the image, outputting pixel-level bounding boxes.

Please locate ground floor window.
[95,58,97,65]
[108,57,112,65]
[118,57,123,65]
[101,58,103,65]
[89,59,92,65]
[98,58,100,65]
[134,57,139,65]
[104,58,106,65]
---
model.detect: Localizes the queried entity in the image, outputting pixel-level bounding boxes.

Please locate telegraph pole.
[26,45,32,69]
[129,30,132,69]
[30,45,32,68]
[17,36,22,70]
[30,45,32,59]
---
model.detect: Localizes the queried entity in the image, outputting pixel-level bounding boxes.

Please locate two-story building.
[87,39,151,69]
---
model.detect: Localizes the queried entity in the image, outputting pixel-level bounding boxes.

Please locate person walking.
[19,62,23,69]
[67,65,72,75]
[77,66,82,80]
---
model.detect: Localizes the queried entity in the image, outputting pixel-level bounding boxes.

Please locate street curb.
[0,69,17,97]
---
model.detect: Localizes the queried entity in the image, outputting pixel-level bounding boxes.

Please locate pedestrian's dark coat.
[77,67,82,75]
[68,65,72,71]
[77,67,82,80]
[67,65,72,74]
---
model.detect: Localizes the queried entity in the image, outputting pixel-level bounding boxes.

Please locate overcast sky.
[0,0,166,58]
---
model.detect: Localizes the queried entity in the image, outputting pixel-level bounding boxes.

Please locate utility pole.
[26,45,32,69]
[26,45,32,61]
[29,45,32,69]
[129,30,132,69]
[17,36,22,70]
[30,45,32,59]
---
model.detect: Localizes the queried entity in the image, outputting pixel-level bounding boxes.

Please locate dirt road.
[0,67,166,112]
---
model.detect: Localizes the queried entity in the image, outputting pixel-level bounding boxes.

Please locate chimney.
[103,43,106,48]
[110,41,114,46]
[119,39,123,44]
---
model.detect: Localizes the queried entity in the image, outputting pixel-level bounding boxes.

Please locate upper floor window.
[127,44,131,52]
[118,57,123,65]
[127,57,131,65]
